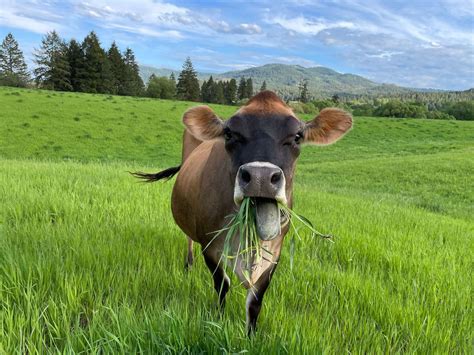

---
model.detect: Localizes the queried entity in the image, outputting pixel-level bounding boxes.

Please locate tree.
[80,31,112,93]
[107,41,126,95]
[207,76,217,102]
[298,79,309,103]
[260,80,267,92]
[66,39,84,92]
[0,33,29,87]
[225,78,237,104]
[215,81,225,104]
[237,77,247,100]
[121,47,144,96]
[245,78,253,98]
[34,30,71,91]
[169,72,176,86]
[443,101,474,120]
[201,78,209,102]
[176,57,200,101]
[146,75,176,99]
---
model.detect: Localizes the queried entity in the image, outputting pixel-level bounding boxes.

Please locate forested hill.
[140,63,416,97]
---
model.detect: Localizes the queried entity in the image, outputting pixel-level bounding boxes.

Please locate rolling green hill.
[140,63,414,97]
[1,87,473,353]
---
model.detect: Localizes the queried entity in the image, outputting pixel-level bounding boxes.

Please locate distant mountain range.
[139,63,439,97]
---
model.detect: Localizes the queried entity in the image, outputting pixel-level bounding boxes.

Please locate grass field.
[1,86,473,353]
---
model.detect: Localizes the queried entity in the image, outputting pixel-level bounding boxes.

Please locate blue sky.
[1,0,473,90]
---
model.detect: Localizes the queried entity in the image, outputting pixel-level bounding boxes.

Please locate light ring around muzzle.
[233,161,287,206]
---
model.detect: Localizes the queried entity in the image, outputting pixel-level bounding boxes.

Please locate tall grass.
[1,159,472,352]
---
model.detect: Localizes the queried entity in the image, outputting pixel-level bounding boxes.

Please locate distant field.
[1,87,473,352]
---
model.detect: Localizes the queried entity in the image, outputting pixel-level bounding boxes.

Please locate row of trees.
[145,57,267,104]
[0,31,144,95]
[0,32,263,105]
[35,31,144,95]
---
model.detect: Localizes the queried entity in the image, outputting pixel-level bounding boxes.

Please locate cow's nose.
[237,162,286,202]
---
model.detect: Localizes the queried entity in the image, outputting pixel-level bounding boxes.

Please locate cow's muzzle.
[234,162,287,241]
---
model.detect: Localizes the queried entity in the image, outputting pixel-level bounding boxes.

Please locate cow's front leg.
[203,252,230,309]
[246,262,279,336]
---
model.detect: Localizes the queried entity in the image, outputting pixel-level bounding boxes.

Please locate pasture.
[0,87,473,353]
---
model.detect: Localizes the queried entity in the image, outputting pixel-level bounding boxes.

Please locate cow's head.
[183,91,352,239]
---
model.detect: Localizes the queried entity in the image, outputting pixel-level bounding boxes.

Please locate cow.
[133,91,352,335]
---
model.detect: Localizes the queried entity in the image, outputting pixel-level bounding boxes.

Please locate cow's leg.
[184,237,194,270]
[203,252,230,308]
[246,262,279,336]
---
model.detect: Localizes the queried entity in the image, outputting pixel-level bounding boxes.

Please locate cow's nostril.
[271,171,282,185]
[241,169,251,184]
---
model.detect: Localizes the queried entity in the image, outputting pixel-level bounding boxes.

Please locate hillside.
[140,63,414,97]
[1,86,473,219]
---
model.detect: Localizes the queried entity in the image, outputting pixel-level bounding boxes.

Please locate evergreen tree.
[225,78,237,104]
[66,39,84,92]
[176,57,200,101]
[201,78,209,102]
[260,80,267,92]
[169,72,176,85]
[0,33,29,87]
[298,79,309,103]
[207,76,216,103]
[34,30,71,91]
[245,78,253,98]
[215,81,225,104]
[169,73,176,98]
[237,77,247,100]
[121,47,144,96]
[80,31,110,93]
[107,41,126,95]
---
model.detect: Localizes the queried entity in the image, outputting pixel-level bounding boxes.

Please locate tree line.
[0,31,144,95]
[289,94,473,121]
[146,58,266,105]
[0,32,262,105]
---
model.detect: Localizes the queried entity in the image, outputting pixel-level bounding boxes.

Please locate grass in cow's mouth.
[205,197,333,282]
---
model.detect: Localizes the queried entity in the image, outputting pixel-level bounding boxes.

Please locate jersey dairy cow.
[134,91,352,334]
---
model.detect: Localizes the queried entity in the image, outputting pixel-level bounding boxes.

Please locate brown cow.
[134,91,352,334]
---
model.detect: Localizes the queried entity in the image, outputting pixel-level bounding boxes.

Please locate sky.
[0,0,473,90]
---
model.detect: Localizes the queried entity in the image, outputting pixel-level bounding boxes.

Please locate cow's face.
[183,91,352,239]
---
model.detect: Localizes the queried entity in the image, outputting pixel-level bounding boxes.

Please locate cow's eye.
[295,133,303,144]
[224,129,232,141]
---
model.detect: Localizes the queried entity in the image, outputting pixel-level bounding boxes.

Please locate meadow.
[0,86,473,353]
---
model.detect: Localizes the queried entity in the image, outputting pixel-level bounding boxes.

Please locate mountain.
[140,65,213,82]
[139,63,415,97]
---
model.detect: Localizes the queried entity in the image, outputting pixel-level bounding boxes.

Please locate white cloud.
[75,0,263,40]
[271,16,356,35]
[235,24,262,34]
[366,51,403,59]
[0,1,64,34]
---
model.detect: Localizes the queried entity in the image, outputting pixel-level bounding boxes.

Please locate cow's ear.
[303,108,352,145]
[183,105,224,141]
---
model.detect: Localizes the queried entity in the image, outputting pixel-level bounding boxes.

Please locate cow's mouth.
[254,197,282,241]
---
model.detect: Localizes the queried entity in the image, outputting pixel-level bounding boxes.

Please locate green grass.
[1,87,473,353]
